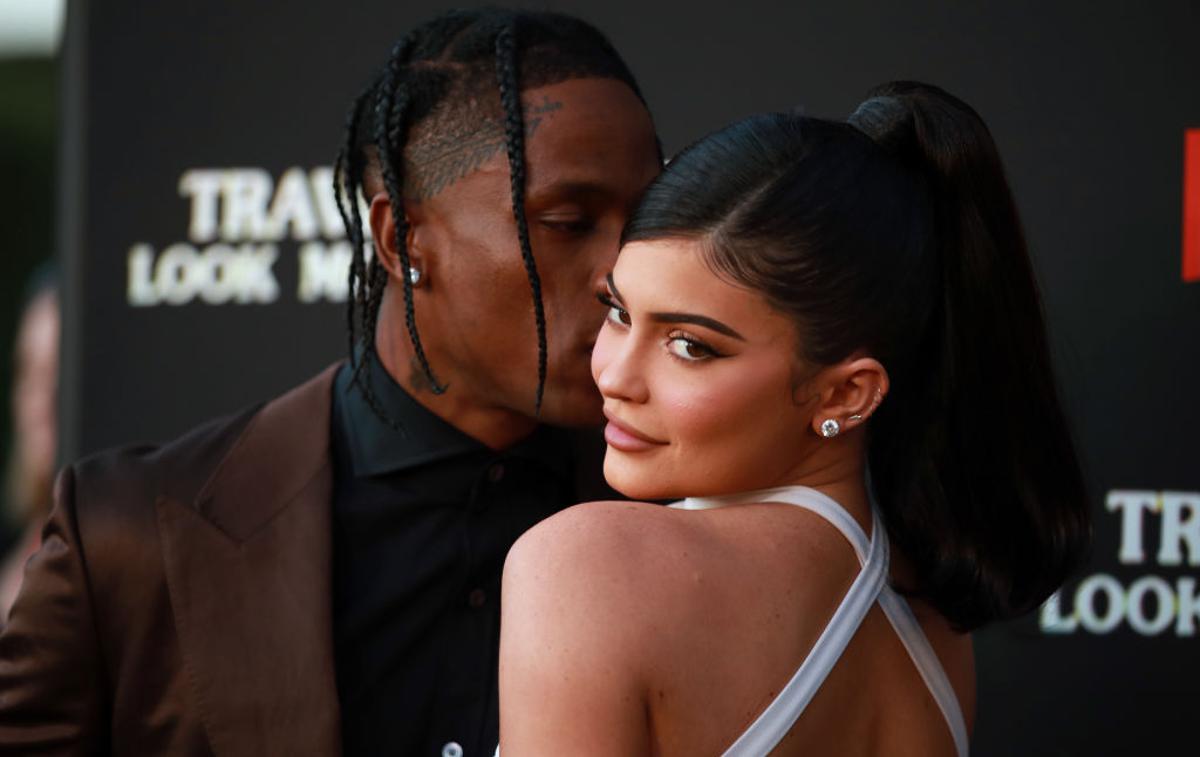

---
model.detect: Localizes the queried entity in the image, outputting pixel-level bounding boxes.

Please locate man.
[0,9,660,756]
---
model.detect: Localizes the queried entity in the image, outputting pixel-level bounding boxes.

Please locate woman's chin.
[602,454,682,502]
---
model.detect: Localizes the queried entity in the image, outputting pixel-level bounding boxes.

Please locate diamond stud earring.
[408,267,422,286]
[820,419,841,438]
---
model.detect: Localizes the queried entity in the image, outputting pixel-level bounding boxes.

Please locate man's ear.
[808,356,889,437]
[368,192,425,283]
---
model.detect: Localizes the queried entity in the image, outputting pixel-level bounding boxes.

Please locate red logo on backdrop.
[1185,129,1200,283]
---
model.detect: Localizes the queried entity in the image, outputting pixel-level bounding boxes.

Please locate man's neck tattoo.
[407,355,445,395]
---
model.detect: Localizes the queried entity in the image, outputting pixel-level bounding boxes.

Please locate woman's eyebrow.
[605,273,746,341]
[647,312,745,341]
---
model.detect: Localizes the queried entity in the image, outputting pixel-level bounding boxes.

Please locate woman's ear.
[808,356,889,437]
[368,192,425,285]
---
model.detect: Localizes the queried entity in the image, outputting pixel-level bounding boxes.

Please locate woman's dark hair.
[333,8,655,421]
[624,81,1090,631]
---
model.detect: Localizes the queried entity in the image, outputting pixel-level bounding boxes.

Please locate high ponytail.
[849,82,1092,629]
[624,82,1091,631]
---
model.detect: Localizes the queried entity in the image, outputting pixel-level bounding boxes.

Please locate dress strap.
[678,488,889,757]
[677,486,968,757]
[877,589,971,757]
[678,486,873,560]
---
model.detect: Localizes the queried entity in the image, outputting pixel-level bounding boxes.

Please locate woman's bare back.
[500,497,972,756]
[641,500,974,756]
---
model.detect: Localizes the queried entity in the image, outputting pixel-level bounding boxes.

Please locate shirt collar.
[335,356,483,477]
[335,355,577,481]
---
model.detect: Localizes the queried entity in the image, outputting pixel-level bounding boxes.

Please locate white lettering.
[297,241,351,303]
[264,167,319,241]
[1158,492,1200,566]
[1176,578,1200,636]
[196,244,240,305]
[126,244,159,306]
[308,167,349,239]
[178,170,223,243]
[1041,574,1200,637]
[124,242,279,306]
[228,244,278,303]
[1126,576,1175,635]
[157,243,204,305]
[220,169,273,241]
[1076,574,1125,633]
[1106,490,1158,565]
[1038,589,1078,633]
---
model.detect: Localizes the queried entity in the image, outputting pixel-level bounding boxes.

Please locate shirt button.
[487,463,505,483]
[468,588,487,608]
[442,742,464,757]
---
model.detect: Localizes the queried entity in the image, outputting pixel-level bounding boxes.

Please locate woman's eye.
[596,293,631,327]
[667,336,714,361]
[607,305,631,327]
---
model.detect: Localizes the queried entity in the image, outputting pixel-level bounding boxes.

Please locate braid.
[495,21,548,413]
[333,86,369,379]
[374,43,447,401]
[350,33,424,426]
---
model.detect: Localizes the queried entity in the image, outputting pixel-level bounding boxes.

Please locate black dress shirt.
[330,357,607,757]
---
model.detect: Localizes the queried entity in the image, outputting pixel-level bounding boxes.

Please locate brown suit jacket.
[0,364,344,756]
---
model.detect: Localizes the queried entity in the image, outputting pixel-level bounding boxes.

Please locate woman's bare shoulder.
[498,501,680,751]
[504,499,856,613]
[505,500,691,595]
[499,501,699,696]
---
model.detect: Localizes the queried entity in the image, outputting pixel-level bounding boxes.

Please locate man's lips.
[603,409,666,452]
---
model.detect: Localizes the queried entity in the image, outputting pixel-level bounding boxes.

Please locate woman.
[497,82,1090,756]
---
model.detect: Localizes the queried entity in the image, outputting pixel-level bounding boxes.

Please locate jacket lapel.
[156,364,342,757]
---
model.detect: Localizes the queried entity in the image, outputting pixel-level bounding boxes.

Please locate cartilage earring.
[820,419,841,438]
[408,267,422,286]
[848,415,863,422]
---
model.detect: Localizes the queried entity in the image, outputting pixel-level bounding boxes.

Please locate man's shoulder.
[66,361,342,528]
[70,403,262,513]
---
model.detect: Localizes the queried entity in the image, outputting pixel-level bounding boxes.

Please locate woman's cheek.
[674,361,793,450]
[659,377,733,443]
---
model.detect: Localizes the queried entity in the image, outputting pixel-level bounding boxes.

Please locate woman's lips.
[603,411,666,452]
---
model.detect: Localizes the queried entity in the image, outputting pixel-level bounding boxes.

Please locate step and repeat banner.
[59,0,1198,753]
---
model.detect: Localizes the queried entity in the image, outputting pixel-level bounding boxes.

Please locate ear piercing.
[408,267,423,286]
[822,388,884,438]
[845,390,883,427]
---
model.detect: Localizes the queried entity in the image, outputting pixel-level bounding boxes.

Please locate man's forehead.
[522,79,658,192]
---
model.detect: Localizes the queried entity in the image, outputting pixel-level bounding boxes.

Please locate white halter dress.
[671,485,970,757]
[495,485,969,757]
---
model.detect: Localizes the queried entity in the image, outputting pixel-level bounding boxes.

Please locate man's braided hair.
[332,8,656,424]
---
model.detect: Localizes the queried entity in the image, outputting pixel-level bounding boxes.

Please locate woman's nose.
[592,329,649,404]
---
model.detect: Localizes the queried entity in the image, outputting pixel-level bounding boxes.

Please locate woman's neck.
[768,433,873,536]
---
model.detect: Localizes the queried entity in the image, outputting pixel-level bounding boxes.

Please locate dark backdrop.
[59,1,1200,753]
